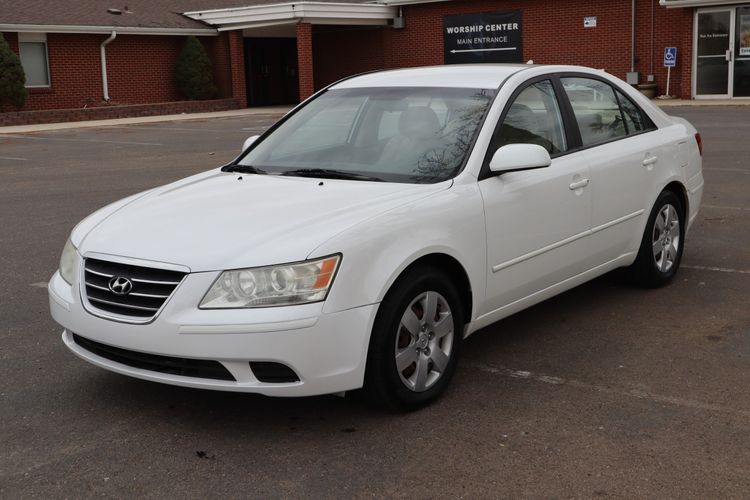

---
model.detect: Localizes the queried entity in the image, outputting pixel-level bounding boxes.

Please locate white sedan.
[49,64,703,410]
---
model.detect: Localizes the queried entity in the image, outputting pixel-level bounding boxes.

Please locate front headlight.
[59,237,78,285]
[199,254,341,309]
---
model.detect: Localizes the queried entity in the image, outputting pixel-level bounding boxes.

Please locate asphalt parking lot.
[1,106,748,498]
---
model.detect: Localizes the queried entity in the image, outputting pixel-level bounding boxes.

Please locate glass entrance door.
[695,9,733,97]
[734,6,750,97]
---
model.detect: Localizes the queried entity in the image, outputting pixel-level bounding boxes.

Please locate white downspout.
[631,0,636,74]
[100,31,117,101]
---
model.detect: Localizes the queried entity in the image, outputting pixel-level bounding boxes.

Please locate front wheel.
[363,267,464,411]
[629,190,685,287]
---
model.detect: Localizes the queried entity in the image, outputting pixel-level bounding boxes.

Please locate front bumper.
[49,270,378,396]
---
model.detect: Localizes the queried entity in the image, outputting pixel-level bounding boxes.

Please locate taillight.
[695,132,703,156]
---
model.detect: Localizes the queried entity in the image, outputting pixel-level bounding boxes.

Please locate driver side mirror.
[242,135,260,152]
[489,144,551,174]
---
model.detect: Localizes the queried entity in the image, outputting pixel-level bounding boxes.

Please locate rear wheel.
[363,267,464,411]
[629,190,685,287]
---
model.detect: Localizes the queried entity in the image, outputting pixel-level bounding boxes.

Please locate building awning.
[184,2,399,31]
[660,0,750,7]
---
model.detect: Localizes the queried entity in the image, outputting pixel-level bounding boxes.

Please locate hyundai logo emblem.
[108,276,133,295]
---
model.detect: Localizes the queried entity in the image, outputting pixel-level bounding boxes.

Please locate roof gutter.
[0,24,217,36]
[100,31,116,102]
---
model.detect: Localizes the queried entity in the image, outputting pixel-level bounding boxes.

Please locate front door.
[479,79,592,316]
[734,6,750,97]
[695,9,734,98]
[245,38,299,107]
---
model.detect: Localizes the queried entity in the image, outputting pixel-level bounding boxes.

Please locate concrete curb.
[0,106,293,134]
[654,99,750,107]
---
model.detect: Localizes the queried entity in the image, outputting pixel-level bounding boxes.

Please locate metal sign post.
[664,47,677,97]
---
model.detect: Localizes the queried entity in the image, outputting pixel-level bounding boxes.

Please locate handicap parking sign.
[664,47,677,68]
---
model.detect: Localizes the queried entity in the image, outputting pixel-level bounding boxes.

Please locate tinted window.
[615,89,655,134]
[562,77,626,147]
[495,80,567,155]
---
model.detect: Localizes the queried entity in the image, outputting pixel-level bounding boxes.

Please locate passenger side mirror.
[489,144,551,174]
[242,135,260,152]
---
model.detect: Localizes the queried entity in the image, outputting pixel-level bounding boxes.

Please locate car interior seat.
[378,106,443,172]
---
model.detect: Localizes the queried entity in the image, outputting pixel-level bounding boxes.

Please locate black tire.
[629,190,685,287]
[363,266,464,411]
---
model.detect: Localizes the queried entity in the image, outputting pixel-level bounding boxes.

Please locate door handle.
[569,178,589,190]
[643,155,658,166]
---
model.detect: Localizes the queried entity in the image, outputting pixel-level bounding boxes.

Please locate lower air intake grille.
[83,258,186,320]
[73,334,236,381]
[250,361,300,383]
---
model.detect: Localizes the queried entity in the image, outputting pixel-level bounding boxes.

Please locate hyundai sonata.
[49,64,703,410]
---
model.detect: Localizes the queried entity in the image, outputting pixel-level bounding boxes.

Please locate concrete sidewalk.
[0,106,293,134]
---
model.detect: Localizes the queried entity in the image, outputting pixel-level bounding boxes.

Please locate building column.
[296,22,314,101]
[228,30,247,107]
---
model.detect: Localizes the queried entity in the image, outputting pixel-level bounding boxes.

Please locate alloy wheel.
[652,203,681,273]
[394,291,454,392]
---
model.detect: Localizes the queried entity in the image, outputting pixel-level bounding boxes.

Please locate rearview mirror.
[242,135,260,152]
[489,144,551,174]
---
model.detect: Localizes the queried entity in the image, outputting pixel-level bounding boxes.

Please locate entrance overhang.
[660,0,750,8]
[184,2,398,31]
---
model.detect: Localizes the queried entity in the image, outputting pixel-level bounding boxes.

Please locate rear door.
[559,76,666,262]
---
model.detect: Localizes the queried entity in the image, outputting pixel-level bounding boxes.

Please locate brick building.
[1,0,749,124]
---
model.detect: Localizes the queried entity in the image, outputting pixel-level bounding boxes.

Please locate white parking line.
[703,168,749,174]
[471,362,750,418]
[29,282,48,288]
[0,156,27,161]
[1,134,162,146]
[703,204,750,212]
[682,265,750,275]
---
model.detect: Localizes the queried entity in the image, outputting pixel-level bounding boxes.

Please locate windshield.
[238,87,496,183]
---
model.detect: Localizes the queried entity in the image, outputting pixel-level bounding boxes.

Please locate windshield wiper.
[222,164,267,174]
[280,168,384,182]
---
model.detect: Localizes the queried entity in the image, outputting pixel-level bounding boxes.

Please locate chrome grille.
[83,258,186,320]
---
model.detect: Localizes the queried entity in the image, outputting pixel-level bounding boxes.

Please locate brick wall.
[1,32,237,112]
[313,26,386,88]
[310,0,694,99]
[0,98,239,126]
[0,1,698,114]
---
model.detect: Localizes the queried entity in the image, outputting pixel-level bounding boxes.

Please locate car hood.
[77,171,449,272]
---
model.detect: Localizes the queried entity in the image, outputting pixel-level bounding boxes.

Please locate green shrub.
[174,36,218,100]
[0,33,27,109]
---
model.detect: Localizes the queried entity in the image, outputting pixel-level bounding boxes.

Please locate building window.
[18,33,50,87]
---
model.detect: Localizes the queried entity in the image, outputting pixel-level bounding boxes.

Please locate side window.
[495,80,567,155]
[615,89,656,134]
[562,77,626,147]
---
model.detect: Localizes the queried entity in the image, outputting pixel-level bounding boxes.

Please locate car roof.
[330,64,534,90]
